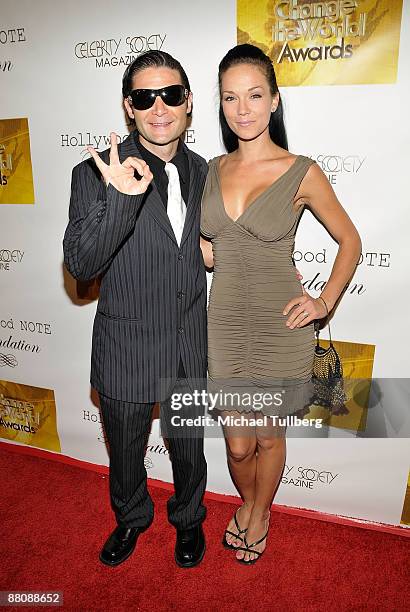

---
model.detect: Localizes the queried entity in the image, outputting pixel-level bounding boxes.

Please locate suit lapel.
[119,133,178,244]
[145,185,178,244]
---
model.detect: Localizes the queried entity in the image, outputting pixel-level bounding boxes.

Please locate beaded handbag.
[311,319,347,413]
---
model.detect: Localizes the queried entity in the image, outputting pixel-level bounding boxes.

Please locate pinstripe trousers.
[99,376,207,531]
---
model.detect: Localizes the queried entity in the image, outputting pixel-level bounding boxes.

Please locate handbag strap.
[314,319,333,344]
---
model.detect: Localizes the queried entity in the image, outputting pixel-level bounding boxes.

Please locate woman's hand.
[87,132,153,195]
[295,267,306,293]
[200,236,214,269]
[283,293,327,329]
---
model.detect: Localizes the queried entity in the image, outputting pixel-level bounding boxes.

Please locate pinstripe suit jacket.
[63,132,208,403]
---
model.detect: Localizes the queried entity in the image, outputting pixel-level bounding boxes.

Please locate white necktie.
[165,162,187,246]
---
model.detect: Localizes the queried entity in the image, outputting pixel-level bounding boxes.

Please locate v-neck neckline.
[215,154,302,224]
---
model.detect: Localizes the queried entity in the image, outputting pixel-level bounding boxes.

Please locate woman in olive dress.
[200,44,361,564]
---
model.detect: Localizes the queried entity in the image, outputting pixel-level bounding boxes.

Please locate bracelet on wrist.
[318,296,329,317]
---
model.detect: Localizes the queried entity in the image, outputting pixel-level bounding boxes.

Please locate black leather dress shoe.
[99,526,143,567]
[175,524,205,568]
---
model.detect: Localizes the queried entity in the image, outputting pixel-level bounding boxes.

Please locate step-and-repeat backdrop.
[1,0,409,528]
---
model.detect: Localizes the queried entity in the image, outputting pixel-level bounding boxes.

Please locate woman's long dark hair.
[218,44,288,153]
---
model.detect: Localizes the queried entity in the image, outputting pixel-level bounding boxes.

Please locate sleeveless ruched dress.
[200,155,317,417]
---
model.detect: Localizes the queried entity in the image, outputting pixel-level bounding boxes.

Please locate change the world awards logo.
[237,0,403,85]
[0,380,61,452]
[0,118,35,204]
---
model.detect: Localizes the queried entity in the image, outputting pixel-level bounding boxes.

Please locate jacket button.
[178,253,184,260]
[178,327,184,334]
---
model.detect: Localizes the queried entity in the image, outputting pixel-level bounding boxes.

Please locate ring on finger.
[296,311,309,327]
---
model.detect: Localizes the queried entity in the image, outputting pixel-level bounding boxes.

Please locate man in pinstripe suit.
[63,51,208,568]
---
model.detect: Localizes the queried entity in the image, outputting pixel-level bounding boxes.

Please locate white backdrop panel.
[1,0,409,527]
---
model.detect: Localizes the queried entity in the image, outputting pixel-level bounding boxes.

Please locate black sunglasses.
[128,85,189,111]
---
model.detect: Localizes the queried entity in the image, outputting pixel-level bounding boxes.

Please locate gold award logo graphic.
[0,380,61,452]
[237,0,403,85]
[0,118,35,204]
[400,470,410,526]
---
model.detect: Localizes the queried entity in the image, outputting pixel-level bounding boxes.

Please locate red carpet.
[0,446,408,612]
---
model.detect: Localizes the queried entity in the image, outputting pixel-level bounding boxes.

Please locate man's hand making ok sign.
[87,132,153,196]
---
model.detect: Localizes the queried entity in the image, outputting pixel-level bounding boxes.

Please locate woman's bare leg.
[221,411,257,547]
[235,416,287,562]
